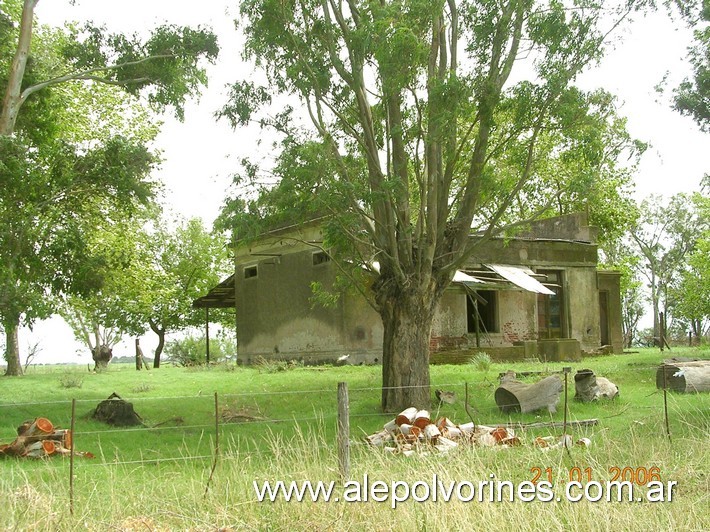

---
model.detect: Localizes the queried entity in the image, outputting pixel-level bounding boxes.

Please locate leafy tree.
[124,217,231,368]
[668,0,710,131]
[57,216,154,363]
[1,0,218,135]
[222,0,648,410]
[631,193,708,345]
[671,190,710,341]
[57,216,231,368]
[0,0,218,375]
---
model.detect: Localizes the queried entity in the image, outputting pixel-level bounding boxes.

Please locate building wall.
[564,267,602,352]
[598,271,624,353]
[232,219,620,363]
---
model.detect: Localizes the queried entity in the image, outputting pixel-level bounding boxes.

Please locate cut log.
[435,389,456,404]
[656,360,710,393]
[495,375,563,413]
[574,369,597,402]
[575,369,619,401]
[595,377,619,399]
[92,392,143,426]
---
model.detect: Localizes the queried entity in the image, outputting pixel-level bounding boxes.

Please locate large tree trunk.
[3,316,23,376]
[378,289,435,413]
[0,0,39,136]
[150,320,165,368]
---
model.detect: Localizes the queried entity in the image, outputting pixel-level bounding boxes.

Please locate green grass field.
[1,348,708,530]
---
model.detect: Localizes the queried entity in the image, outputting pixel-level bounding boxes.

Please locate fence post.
[661,367,672,443]
[69,398,76,516]
[337,382,350,482]
[562,367,571,450]
[204,392,220,496]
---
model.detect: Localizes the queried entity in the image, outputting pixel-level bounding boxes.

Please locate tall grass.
[1,348,708,529]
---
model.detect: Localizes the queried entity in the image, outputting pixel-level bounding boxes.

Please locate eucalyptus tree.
[0,0,218,375]
[670,190,710,341]
[668,0,709,131]
[631,193,708,344]
[221,0,649,410]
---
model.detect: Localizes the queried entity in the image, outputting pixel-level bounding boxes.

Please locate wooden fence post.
[661,368,672,443]
[204,392,220,496]
[69,398,76,516]
[337,382,350,482]
[562,367,571,449]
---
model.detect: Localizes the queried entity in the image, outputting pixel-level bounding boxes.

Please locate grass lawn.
[1,347,708,530]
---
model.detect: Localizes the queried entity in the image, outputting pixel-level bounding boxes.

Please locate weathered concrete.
[229,214,622,365]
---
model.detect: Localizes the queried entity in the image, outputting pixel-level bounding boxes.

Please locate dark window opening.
[467,290,498,333]
[537,270,564,339]
[313,251,331,265]
[244,265,258,279]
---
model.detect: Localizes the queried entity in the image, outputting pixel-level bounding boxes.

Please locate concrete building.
[195,213,623,364]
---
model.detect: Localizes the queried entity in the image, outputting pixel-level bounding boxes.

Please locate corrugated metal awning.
[452,270,486,284]
[192,275,236,308]
[486,264,555,295]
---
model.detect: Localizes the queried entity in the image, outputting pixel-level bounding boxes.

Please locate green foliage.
[58,371,84,389]
[669,0,710,131]
[671,193,710,337]
[468,351,492,373]
[1,3,218,374]
[223,0,652,409]
[165,330,237,367]
[254,356,304,374]
[632,193,709,337]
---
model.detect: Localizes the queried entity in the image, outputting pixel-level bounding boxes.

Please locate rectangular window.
[467,290,498,334]
[312,251,331,265]
[537,270,564,339]
[244,265,258,279]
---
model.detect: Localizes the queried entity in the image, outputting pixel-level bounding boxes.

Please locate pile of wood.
[0,418,91,459]
[365,407,590,456]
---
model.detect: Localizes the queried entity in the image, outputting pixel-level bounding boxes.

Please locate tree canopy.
[0,0,218,375]
[222,0,647,410]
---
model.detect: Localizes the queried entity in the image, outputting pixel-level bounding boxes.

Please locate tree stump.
[494,373,563,413]
[92,392,143,426]
[575,369,619,401]
[656,360,710,393]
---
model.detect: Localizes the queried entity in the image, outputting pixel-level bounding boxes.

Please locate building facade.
[205,213,623,364]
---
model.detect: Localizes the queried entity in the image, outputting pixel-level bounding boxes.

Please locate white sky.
[7,1,709,364]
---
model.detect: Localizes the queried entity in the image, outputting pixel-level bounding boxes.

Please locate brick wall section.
[429,335,468,352]
[502,322,535,343]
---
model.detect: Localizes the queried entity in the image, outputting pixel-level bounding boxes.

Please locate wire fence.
[0,369,708,505]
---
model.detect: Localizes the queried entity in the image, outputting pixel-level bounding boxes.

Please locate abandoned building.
[194,213,623,364]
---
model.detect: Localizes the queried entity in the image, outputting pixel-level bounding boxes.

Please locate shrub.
[469,352,492,373]
[58,372,83,389]
[165,330,237,367]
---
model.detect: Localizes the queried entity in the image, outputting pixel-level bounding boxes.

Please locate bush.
[469,352,492,373]
[58,372,83,389]
[165,330,237,367]
[254,356,303,374]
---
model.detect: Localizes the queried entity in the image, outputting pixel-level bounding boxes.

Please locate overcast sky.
[13,1,710,364]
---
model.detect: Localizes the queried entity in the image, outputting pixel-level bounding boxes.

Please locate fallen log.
[502,418,599,430]
[656,360,710,393]
[495,374,563,413]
